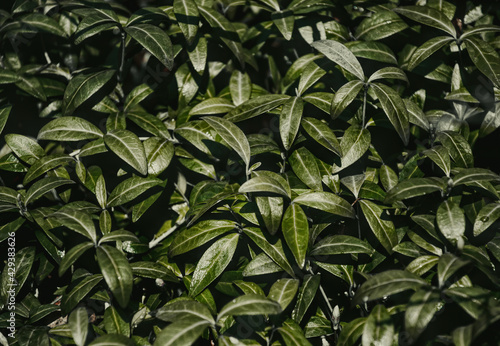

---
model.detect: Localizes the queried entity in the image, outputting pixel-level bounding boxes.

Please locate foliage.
[1,0,500,345]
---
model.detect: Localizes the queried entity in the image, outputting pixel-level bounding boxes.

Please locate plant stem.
[362,84,368,128]
[118,30,126,84]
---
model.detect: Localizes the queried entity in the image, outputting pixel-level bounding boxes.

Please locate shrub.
[1,0,500,345]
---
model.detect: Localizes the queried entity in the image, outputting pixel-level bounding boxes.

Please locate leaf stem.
[362,84,368,128]
[118,30,126,84]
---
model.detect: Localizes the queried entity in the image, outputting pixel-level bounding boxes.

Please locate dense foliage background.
[1,0,500,345]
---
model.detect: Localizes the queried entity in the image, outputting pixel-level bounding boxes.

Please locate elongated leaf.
[282,204,309,268]
[243,227,295,277]
[189,98,234,116]
[330,80,364,119]
[385,178,444,204]
[64,69,116,116]
[38,116,103,141]
[355,10,408,40]
[69,307,89,346]
[371,82,410,145]
[332,125,371,173]
[359,200,398,254]
[347,41,398,64]
[0,105,11,136]
[436,132,473,168]
[291,274,320,323]
[280,97,303,151]
[437,253,469,288]
[230,70,251,106]
[406,255,439,276]
[190,234,239,297]
[240,176,289,197]
[368,67,408,83]
[25,177,74,205]
[4,133,45,165]
[436,200,465,240]
[73,13,117,45]
[225,94,290,122]
[337,317,366,346]
[99,230,139,244]
[218,294,282,319]
[124,84,153,112]
[422,145,451,177]
[362,304,394,346]
[268,279,300,310]
[272,9,294,40]
[61,274,103,314]
[89,334,134,346]
[173,0,199,44]
[464,37,500,88]
[125,24,174,70]
[104,129,148,175]
[130,261,178,282]
[289,147,322,191]
[107,176,162,207]
[144,137,174,176]
[297,61,327,96]
[311,40,364,80]
[278,321,312,346]
[293,191,355,218]
[453,168,500,186]
[23,153,73,185]
[310,235,374,256]
[404,98,430,130]
[408,36,454,70]
[405,289,441,341]
[153,317,211,346]
[301,117,341,156]
[474,203,500,236]
[394,6,456,37]
[155,298,213,323]
[59,242,94,276]
[50,208,97,244]
[97,245,134,308]
[353,270,428,304]
[204,116,251,171]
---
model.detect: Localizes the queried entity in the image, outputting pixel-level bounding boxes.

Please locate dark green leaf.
[310,235,374,256]
[69,307,89,346]
[291,274,320,323]
[125,24,174,70]
[311,40,364,80]
[394,6,456,37]
[293,191,355,218]
[359,200,398,254]
[218,294,282,319]
[104,129,148,175]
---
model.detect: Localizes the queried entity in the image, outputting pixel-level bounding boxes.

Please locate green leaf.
[310,235,374,256]
[189,98,235,116]
[218,294,282,319]
[0,246,35,300]
[125,24,174,70]
[225,94,290,122]
[311,40,365,80]
[173,0,199,44]
[292,274,320,323]
[23,153,73,185]
[301,117,341,157]
[405,289,441,341]
[268,279,300,310]
[280,97,303,151]
[153,317,211,346]
[255,196,284,235]
[359,200,398,254]
[368,67,408,83]
[38,116,103,141]
[243,227,295,277]
[19,13,67,37]
[453,168,500,186]
[436,132,473,168]
[394,5,456,38]
[474,203,500,236]
[371,82,410,145]
[59,242,94,277]
[61,274,103,315]
[107,176,162,207]
[406,255,439,276]
[240,176,290,197]
[204,116,251,171]
[293,191,355,219]
[436,200,465,240]
[355,10,408,40]
[362,304,394,346]
[347,41,398,65]
[422,145,451,177]
[335,317,365,345]
[0,70,20,85]
[25,177,74,205]
[198,6,245,67]
[332,125,371,173]
[297,61,327,96]
[190,234,239,297]
[127,109,171,139]
[89,334,134,346]
[50,208,97,244]
[230,70,252,106]
[437,253,469,288]
[99,230,139,244]
[103,306,129,337]
[4,133,45,165]
[69,307,89,346]
[404,99,430,130]
[330,80,364,119]
[97,245,134,308]
[353,270,428,304]
[278,321,312,346]
[282,204,309,268]
[104,129,148,175]
[130,261,178,282]
[289,147,322,191]
[124,84,153,112]
[385,178,444,204]
[341,174,365,198]
[465,37,500,88]
[272,9,294,40]
[0,105,11,136]
[145,137,174,176]
[155,298,214,323]
[74,13,117,45]
[63,69,116,116]
[407,36,454,70]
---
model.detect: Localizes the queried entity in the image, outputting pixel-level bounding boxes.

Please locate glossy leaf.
[69,307,89,346]
[107,176,162,207]
[280,97,303,151]
[282,204,309,268]
[173,0,199,44]
[359,200,398,254]
[311,40,364,80]
[394,6,456,38]
[293,191,355,218]
[218,294,282,319]
[310,235,374,256]
[104,129,148,175]
[125,24,174,70]
[436,200,465,240]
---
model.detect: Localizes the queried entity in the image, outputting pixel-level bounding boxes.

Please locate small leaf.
[311,40,365,80]
[130,261,178,282]
[69,307,89,346]
[437,253,469,288]
[189,98,235,116]
[99,230,139,244]
[89,334,134,346]
[337,317,366,346]
[355,10,408,40]
[173,0,199,44]
[25,177,74,205]
[59,242,94,277]
[301,117,341,156]
[474,203,500,236]
[436,132,473,168]
[240,176,290,197]
[368,67,408,83]
[436,200,465,240]
[453,168,500,186]
[125,24,174,70]
[362,304,394,346]
[422,145,451,177]
[97,245,134,308]
[359,200,398,254]
[218,294,282,319]
[310,235,374,256]
[292,274,320,323]
[280,97,304,151]
[107,176,162,207]
[293,191,355,219]
[353,270,428,304]
[155,298,214,323]
[61,274,103,315]
[268,279,300,310]
[282,204,309,268]
[230,70,252,106]
[190,234,239,297]
[272,9,294,40]
[153,317,211,346]
[332,125,371,173]
[289,147,322,191]
[330,80,364,119]
[23,154,74,185]
[124,84,153,112]
[145,137,174,176]
[50,207,97,244]
[385,178,444,204]
[278,321,312,346]
[407,36,454,70]
[404,289,441,341]
[4,133,45,165]
[104,129,148,175]
[394,6,456,38]
[225,94,290,122]
[0,105,11,136]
